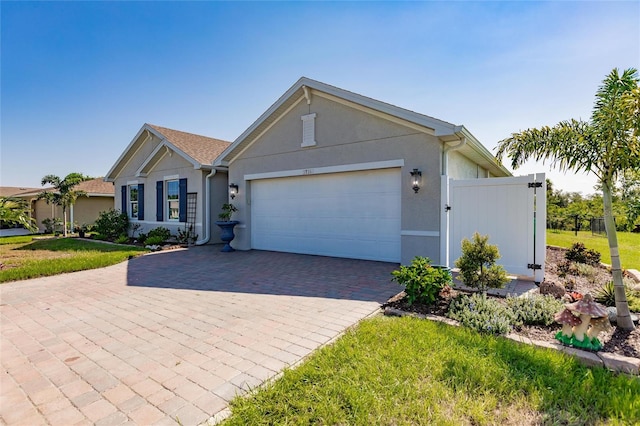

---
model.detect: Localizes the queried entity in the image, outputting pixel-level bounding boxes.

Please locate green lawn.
[223,316,640,425]
[547,230,640,270]
[0,235,148,283]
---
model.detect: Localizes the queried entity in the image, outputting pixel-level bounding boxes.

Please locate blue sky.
[2,1,638,193]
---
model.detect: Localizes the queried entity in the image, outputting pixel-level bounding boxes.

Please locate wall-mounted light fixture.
[229,183,239,199]
[410,169,422,193]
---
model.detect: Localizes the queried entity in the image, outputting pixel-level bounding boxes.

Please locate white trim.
[133,220,202,227]
[164,174,180,180]
[126,180,139,185]
[227,95,305,164]
[314,91,435,136]
[244,159,405,181]
[301,113,317,147]
[400,230,440,237]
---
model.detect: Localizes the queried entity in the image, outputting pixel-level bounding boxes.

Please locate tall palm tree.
[497,68,639,330]
[38,173,90,237]
[0,196,37,232]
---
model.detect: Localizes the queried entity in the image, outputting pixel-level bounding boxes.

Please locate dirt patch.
[384,246,640,359]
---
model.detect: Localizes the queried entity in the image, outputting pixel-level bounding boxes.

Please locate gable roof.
[105,124,231,181]
[73,178,114,196]
[0,186,45,197]
[214,77,511,177]
[3,178,114,198]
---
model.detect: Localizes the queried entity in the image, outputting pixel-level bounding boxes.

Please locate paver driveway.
[0,246,398,425]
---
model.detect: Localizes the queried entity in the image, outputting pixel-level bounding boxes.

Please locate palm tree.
[38,173,91,237]
[0,197,37,232]
[496,68,639,330]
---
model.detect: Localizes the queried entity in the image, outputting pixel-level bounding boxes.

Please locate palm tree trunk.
[62,206,68,237]
[602,181,635,330]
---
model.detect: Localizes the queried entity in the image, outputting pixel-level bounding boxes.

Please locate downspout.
[442,129,467,176]
[441,128,467,268]
[195,169,216,245]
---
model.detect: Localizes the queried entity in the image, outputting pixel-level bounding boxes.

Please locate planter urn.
[215,220,239,252]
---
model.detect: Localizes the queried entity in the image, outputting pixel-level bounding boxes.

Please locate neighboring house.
[1,178,114,233]
[105,124,231,243]
[107,78,511,265]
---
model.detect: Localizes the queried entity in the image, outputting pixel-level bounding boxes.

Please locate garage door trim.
[244,159,404,181]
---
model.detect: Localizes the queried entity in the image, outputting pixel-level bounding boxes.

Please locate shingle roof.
[147,124,231,166]
[0,187,45,197]
[1,178,113,198]
[75,178,114,195]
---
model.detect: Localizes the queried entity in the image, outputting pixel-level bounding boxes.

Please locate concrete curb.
[383,307,639,375]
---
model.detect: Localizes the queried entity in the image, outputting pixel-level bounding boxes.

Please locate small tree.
[0,196,37,232]
[38,173,91,237]
[496,68,639,330]
[455,232,509,293]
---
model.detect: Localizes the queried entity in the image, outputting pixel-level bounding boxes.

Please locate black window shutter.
[179,178,187,222]
[138,184,144,220]
[121,185,127,214]
[156,181,163,222]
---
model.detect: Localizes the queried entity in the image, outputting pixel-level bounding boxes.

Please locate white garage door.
[251,168,401,262]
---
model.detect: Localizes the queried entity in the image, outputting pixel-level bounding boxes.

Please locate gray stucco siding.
[228,95,444,264]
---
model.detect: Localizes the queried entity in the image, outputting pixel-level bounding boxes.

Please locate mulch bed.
[383,247,640,359]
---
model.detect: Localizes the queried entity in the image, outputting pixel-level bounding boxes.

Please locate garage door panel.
[251,169,401,262]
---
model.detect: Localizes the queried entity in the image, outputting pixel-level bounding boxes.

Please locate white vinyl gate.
[444,174,546,282]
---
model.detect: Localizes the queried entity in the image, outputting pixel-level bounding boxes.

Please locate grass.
[0,235,148,283]
[224,316,640,425]
[547,230,640,270]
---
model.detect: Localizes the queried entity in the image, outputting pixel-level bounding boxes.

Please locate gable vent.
[301,113,317,147]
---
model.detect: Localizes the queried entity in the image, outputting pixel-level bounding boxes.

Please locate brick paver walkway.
[1,247,399,425]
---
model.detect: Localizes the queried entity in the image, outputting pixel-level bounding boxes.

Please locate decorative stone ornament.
[554,293,609,351]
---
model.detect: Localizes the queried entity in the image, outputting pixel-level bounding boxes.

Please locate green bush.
[506,294,564,327]
[565,242,601,266]
[176,227,198,245]
[454,232,509,292]
[145,235,165,246]
[136,232,147,244]
[594,281,623,307]
[447,293,514,334]
[93,209,129,240]
[391,257,452,306]
[114,235,130,245]
[147,227,171,243]
[42,217,62,234]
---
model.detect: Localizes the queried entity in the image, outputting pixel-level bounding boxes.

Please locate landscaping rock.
[540,281,565,298]
[599,352,640,375]
[606,307,639,325]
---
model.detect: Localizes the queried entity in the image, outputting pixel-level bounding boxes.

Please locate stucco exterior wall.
[71,196,115,228]
[209,172,229,243]
[113,153,208,239]
[117,133,164,179]
[228,95,443,264]
[31,199,63,232]
[448,151,489,179]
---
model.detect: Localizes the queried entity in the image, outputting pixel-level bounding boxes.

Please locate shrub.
[147,227,171,243]
[594,281,620,307]
[176,227,198,245]
[136,232,147,244]
[447,293,513,334]
[145,236,165,246]
[42,217,62,234]
[114,235,130,245]
[506,294,564,327]
[454,232,509,292]
[565,242,601,266]
[93,209,129,240]
[391,257,452,306]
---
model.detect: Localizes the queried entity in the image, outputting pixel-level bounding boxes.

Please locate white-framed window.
[166,179,179,221]
[128,185,139,219]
